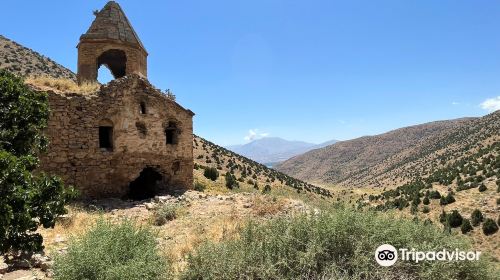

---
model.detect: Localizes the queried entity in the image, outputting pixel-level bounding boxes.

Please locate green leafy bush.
[0,70,75,254]
[478,184,487,192]
[262,184,272,194]
[471,209,484,227]
[193,181,206,192]
[182,207,495,280]
[422,196,430,205]
[203,167,219,181]
[153,204,179,226]
[224,173,239,189]
[53,219,171,280]
[461,219,473,234]
[422,206,430,213]
[482,218,499,236]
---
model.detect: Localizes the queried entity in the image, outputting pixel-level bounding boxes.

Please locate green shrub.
[482,218,499,236]
[422,206,430,213]
[423,196,430,205]
[447,210,463,228]
[203,167,219,181]
[429,190,441,199]
[225,173,239,189]
[153,204,179,226]
[182,207,495,280]
[262,184,272,194]
[461,219,473,234]
[53,219,171,280]
[0,70,75,254]
[471,209,484,227]
[478,184,487,192]
[193,181,206,192]
[440,193,455,205]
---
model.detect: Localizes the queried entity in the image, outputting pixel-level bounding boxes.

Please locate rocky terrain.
[0,35,75,80]
[277,111,500,188]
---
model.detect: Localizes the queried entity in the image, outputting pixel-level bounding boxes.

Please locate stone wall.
[39,75,194,198]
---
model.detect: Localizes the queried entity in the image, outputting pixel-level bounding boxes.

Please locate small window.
[99,126,113,150]
[172,161,181,175]
[140,102,146,114]
[165,122,178,145]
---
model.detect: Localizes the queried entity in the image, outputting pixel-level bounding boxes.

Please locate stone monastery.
[39,1,194,199]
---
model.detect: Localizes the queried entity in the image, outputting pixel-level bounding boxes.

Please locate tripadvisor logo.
[375,244,481,267]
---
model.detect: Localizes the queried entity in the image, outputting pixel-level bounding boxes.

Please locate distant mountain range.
[226,137,338,165]
[276,111,500,187]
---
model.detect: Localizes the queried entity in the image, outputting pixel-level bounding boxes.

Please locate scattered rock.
[144,202,155,210]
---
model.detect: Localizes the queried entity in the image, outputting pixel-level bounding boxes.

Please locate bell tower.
[77,1,148,84]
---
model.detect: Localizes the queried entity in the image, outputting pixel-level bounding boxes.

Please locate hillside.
[194,135,332,198]
[0,35,75,80]
[276,111,500,188]
[227,137,338,164]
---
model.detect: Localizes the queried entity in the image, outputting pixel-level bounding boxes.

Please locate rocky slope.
[276,111,500,188]
[0,35,75,80]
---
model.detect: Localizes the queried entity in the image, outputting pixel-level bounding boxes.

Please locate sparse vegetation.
[203,167,219,181]
[182,207,495,280]
[153,204,179,226]
[25,75,100,94]
[53,219,171,280]
[482,218,499,236]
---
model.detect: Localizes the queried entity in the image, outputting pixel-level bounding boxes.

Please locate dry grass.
[25,75,100,94]
[251,196,287,217]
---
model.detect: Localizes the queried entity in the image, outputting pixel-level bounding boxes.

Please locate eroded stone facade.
[39,75,194,198]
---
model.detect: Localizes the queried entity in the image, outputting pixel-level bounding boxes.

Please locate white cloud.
[480,96,500,112]
[451,101,460,105]
[244,129,269,141]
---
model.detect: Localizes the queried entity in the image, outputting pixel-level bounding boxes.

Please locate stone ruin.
[38,1,194,199]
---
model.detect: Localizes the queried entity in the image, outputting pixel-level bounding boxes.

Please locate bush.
[53,220,171,280]
[482,218,499,236]
[182,207,495,280]
[429,190,441,199]
[478,184,487,192]
[461,219,473,234]
[203,167,219,181]
[262,184,272,194]
[440,193,455,205]
[447,210,463,228]
[153,204,179,226]
[0,70,75,255]
[193,181,206,192]
[225,173,239,189]
[423,196,430,205]
[471,209,484,227]
[422,206,430,213]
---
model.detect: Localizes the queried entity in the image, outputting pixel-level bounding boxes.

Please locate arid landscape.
[1,1,500,279]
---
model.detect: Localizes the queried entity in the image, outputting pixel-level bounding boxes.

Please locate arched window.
[97,49,127,82]
[165,121,179,145]
[99,119,114,151]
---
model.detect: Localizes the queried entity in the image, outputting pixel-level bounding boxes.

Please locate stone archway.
[127,167,162,200]
[97,49,127,79]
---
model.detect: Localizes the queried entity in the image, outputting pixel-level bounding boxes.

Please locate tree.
[447,210,463,228]
[423,196,430,205]
[471,209,484,227]
[203,167,219,181]
[461,219,473,234]
[225,172,239,189]
[478,184,487,192]
[0,70,75,256]
[482,219,499,236]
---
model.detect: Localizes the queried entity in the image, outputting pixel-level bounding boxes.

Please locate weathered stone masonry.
[38,1,195,198]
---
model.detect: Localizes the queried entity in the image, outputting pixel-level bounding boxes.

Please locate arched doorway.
[127,167,162,200]
[97,49,127,80]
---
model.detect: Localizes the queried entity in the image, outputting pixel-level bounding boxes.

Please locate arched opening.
[128,167,162,200]
[140,101,147,114]
[97,49,127,81]
[165,121,179,145]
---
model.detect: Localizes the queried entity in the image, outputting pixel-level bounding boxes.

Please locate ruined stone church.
[39,1,194,199]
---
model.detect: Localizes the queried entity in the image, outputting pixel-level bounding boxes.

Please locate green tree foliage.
[482,218,499,236]
[203,167,219,181]
[447,210,463,228]
[224,173,239,189]
[478,184,487,192]
[422,196,430,205]
[0,70,75,255]
[471,209,484,227]
[262,184,272,194]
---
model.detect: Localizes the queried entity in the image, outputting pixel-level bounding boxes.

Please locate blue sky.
[1,0,500,146]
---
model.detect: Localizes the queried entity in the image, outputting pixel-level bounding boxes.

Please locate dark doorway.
[128,167,162,200]
[97,49,127,79]
[99,126,113,150]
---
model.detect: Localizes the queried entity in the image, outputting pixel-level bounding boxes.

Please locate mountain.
[0,34,76,80]
[226,137,338,164]
[276,111,500,188]
[194,135,332,197]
